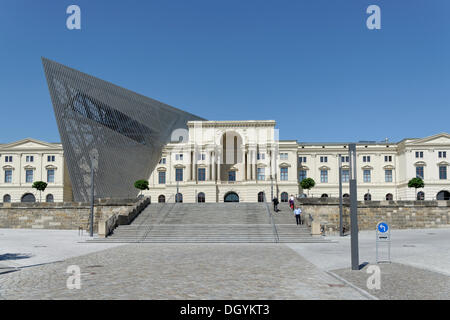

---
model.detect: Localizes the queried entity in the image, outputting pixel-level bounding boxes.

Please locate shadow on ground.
[0,253,33,261]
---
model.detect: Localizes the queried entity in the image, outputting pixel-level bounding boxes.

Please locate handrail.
[137,193,176,242]
[263,192,279,243]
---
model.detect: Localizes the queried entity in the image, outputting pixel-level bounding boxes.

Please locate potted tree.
[300,178,315,197]
[32,181,48,202]
[134,180,149,199]
[408,177,425,200]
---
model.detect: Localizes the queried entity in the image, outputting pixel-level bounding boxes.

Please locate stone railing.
[98,197,150,237]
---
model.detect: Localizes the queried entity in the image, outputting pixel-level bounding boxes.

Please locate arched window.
[364,193,372,201]
[158,195,165,203]
[3,194,11,203]
[21,193,36,203]
[197,192,205,203]
[385,193,393,201]
[257,192,265,202]
[436,190,450,200]
[280,192,289,202]
[224,192,239,202]
[417,191,425,200]
[46,194,54,203]
[321,194,329,198]
[175,193,183,203]
[343,193,350,198]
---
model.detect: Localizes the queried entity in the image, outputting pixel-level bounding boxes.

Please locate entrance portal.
[224,192,239,202]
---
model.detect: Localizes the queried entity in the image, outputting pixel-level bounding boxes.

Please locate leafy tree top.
[32,181,48,192]
[408,177,424,189]
[300,178,315,190]
[134,180,149,191]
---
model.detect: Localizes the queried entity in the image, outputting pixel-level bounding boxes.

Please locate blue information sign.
[377,222,389,233]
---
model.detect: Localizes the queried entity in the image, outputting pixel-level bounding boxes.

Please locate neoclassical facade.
[0,138,72,203]
[1,124,449,203]
[146,121,450,203]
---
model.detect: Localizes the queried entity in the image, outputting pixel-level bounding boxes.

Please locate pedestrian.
[289,194,295,211]
[294,206,302,226]
[272,197,279,212]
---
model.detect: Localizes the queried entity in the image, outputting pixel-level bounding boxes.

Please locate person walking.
[272,197,279,212]
[289,195,295,211]
[294,206,302,226]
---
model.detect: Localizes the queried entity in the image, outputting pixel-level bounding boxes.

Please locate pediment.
[407,133,450,146]
[0,138,61,151]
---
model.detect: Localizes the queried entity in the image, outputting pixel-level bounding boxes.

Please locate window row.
[2,193,54,203]
[3,155,57,163]
[416,166,448,180]
[3,169,56,183]
[299,169,394,183]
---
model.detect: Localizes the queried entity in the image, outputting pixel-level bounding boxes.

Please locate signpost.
[376,221,391,263]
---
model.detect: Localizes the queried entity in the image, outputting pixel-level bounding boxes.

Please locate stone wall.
[0,198,142,232]
[297,198,450,234]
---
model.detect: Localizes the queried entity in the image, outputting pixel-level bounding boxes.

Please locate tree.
[32,181,48,202]
[134,180,149,197]
[300,178,315,196]
[408,177,425,199]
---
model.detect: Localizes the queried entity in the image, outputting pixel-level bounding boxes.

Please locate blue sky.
[0,0,448,143]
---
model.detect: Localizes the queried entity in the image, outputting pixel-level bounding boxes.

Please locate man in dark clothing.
[272,197,279,212]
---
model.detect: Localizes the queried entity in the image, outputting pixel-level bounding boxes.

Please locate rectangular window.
[439,166,447,180]
[363,156,371,163]
[280,168,288,181]
[257,153,265,160]
[438,151,447,159]
[175,168,183,181]
[26,156,34,162]
[320,169,328,183]
[416,166,424,179]
[280,153,288,160]
[4,170,12,183]
[341,156,349,163]
[26,169,33,183]
[47,155,56,162]
[175,154,183,161]
[159,158,166,164]
[257,168,265,181]
[385,169,393,182]
[342,169,349,182]
[47,169,55,183]
[299,170,307,182]
[384,155,392,162]
[363,169,371,183]
[198,168,206,181]
[5,156,12,163]
[415,151,424,158]
[158,171,166,184]
[228,171,236,182]
[197,154,206,161]
[320,156,328,163]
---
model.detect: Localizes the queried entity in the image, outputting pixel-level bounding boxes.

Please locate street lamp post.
[338,154,343,236]
[90,159,95,237]
[349,144,359,270]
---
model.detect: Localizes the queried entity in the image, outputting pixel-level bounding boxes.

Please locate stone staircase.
[87,202,333,243]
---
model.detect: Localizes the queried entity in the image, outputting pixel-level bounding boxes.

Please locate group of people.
[272,194,304,225]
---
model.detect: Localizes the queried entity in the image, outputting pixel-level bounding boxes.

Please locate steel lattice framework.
[42,57,204,202]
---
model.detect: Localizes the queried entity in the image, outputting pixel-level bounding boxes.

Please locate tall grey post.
[90,163,94,237]
[349,144,359,270]
[338,154,343,236]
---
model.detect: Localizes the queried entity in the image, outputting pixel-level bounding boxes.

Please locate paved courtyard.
[0,243,366,300]
[1,227,449,300]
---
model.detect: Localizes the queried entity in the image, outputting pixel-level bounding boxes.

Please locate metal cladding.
[42,57,204,202]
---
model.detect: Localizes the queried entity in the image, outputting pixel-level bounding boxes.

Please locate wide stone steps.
[86,202,334,243]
